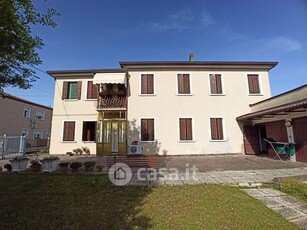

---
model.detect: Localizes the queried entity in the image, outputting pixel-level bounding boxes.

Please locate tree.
[0,0,59,91]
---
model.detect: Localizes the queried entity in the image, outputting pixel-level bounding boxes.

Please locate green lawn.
[274,179,307,202]
[0,174,298,230]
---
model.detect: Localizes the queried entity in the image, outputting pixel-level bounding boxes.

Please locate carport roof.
[237,98,307,121]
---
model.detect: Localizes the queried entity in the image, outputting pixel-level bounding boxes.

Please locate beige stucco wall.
[49,76,98,155]
[127,70,271,155]
[0,97,52,138]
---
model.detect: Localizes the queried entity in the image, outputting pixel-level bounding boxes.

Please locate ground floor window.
[33,130,43,139]
[141,118,155,141]
[82,121,96,142]
[63,121,76,141]
[179,118,193,141]
[210,117,224,140]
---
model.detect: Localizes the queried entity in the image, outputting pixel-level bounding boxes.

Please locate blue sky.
[5,0,307,106]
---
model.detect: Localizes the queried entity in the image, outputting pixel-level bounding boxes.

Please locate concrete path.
[129,167,307,186]
[243,188,307,229]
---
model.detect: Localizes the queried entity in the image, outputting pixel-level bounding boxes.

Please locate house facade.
[0,93,53,148]
[48,60,277,156]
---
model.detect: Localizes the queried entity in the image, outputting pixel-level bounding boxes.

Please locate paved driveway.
[159,155,307,172]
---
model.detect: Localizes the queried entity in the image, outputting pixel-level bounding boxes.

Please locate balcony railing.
[98,95,127,109]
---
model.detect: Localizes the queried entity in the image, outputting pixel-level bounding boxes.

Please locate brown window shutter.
[210,118,218,140]
[62,81,68,100]
[179,118,186,140]
[216,74,222,94]
[183,74,190,94]
[147,74,154,94]
[63,121,75,141]
[77,81,82,100]
[92,84,98,99]
[178,74,184,94]
[141,74,148,94]
[141,119,148,141]
[87,81,93,99]
[248,75,260,94]
[186,118,193,140]
[210,74,217,94]
[216,118,224,140]
[147,119,155,141]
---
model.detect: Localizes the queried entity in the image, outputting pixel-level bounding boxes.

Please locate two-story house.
[47,59,277,156]
[0,93,53,148]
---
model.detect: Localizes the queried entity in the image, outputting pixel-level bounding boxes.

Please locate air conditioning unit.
[128,145,144,154]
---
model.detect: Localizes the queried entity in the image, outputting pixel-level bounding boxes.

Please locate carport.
[237,85,307,162]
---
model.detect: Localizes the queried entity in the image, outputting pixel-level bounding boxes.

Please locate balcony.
[98,92,127,110]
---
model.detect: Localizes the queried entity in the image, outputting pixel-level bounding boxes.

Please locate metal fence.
[0,135,26,159]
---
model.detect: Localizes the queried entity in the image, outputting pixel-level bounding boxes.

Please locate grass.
[274,179,307,202]
[0,174,299,230]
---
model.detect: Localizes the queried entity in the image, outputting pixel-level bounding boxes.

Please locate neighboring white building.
[47,59,277,156]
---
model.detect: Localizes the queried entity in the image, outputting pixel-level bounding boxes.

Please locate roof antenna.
[189,53,195,61]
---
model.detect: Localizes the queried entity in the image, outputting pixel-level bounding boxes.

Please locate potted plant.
[73,148,83,155]
[81,146,90,155]
[70,162,82,173]
[41,156,60,173]
[30,159,42,172]
[83,161,96,172]
[9,156,30,172]
[4,163,12,172]
[58,162,70,173]
[95,164,103,172]
[66,152,74,156]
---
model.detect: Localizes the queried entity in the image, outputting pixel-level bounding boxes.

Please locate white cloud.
[265,36,302,52]
[201,11,214,26]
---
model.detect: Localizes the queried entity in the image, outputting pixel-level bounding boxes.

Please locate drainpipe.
[285,119,296,162]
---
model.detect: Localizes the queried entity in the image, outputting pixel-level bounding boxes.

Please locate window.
[87,81,98,99]
[45,130,51,138]
[23,107,31,118]
[141,118,155,141]
[63,121,76,141]
[210,118,224,140]
[35,110,45,120]
[62,81,82,100]
[179,118,193,141]
[177,74,191,94]
[33,130,43,139]
[21,128,29,138]
[209,74,223,94]
[82,121,96,142]
[141,74,154,95]
[247,74,260,94]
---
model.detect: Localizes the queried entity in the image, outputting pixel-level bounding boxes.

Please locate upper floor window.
[247,74,261,94]
[177,74,191,95]
[87,81,98,99]
[140,118,155,141]
[140,74,155,95]
[63,121,76,142]
[21,128,29,138]
[179,117,193,141]
[210,117,224,141]
[62,81,82,100]
[209,74,223,95]
[35,110,45,120]
[23,107,31,118]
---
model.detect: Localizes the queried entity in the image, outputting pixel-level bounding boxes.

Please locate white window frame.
[33,129,43,139]
[23,107,31,119]
[176,72,193,96]
[21,128,29,138]
[139,117,156,142]
[139,73,156,96]
[208,73,225,96]
[64,81,79,101]
[246,73,263,96]
[35,110,45,120]
[85,80,98,101]
[61,120,77,143]
[208,116,227,142]
[177,116,195,142]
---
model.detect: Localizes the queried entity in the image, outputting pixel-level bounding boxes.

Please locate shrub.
[73,148,83,155]
[12,156,29,161]
[42,156,60,161]
[4,163,12,172]
[66,152,74,156]
[58,162,70,167]
[70,162,82,170]
[81,146,90,155]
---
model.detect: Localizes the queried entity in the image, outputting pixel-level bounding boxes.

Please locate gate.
[0,135,26,159]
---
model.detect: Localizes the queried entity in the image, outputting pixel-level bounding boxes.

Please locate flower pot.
[41,159,59,173]
[9,159,29,172]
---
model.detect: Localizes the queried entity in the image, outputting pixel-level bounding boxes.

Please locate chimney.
[189,53,194,61]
